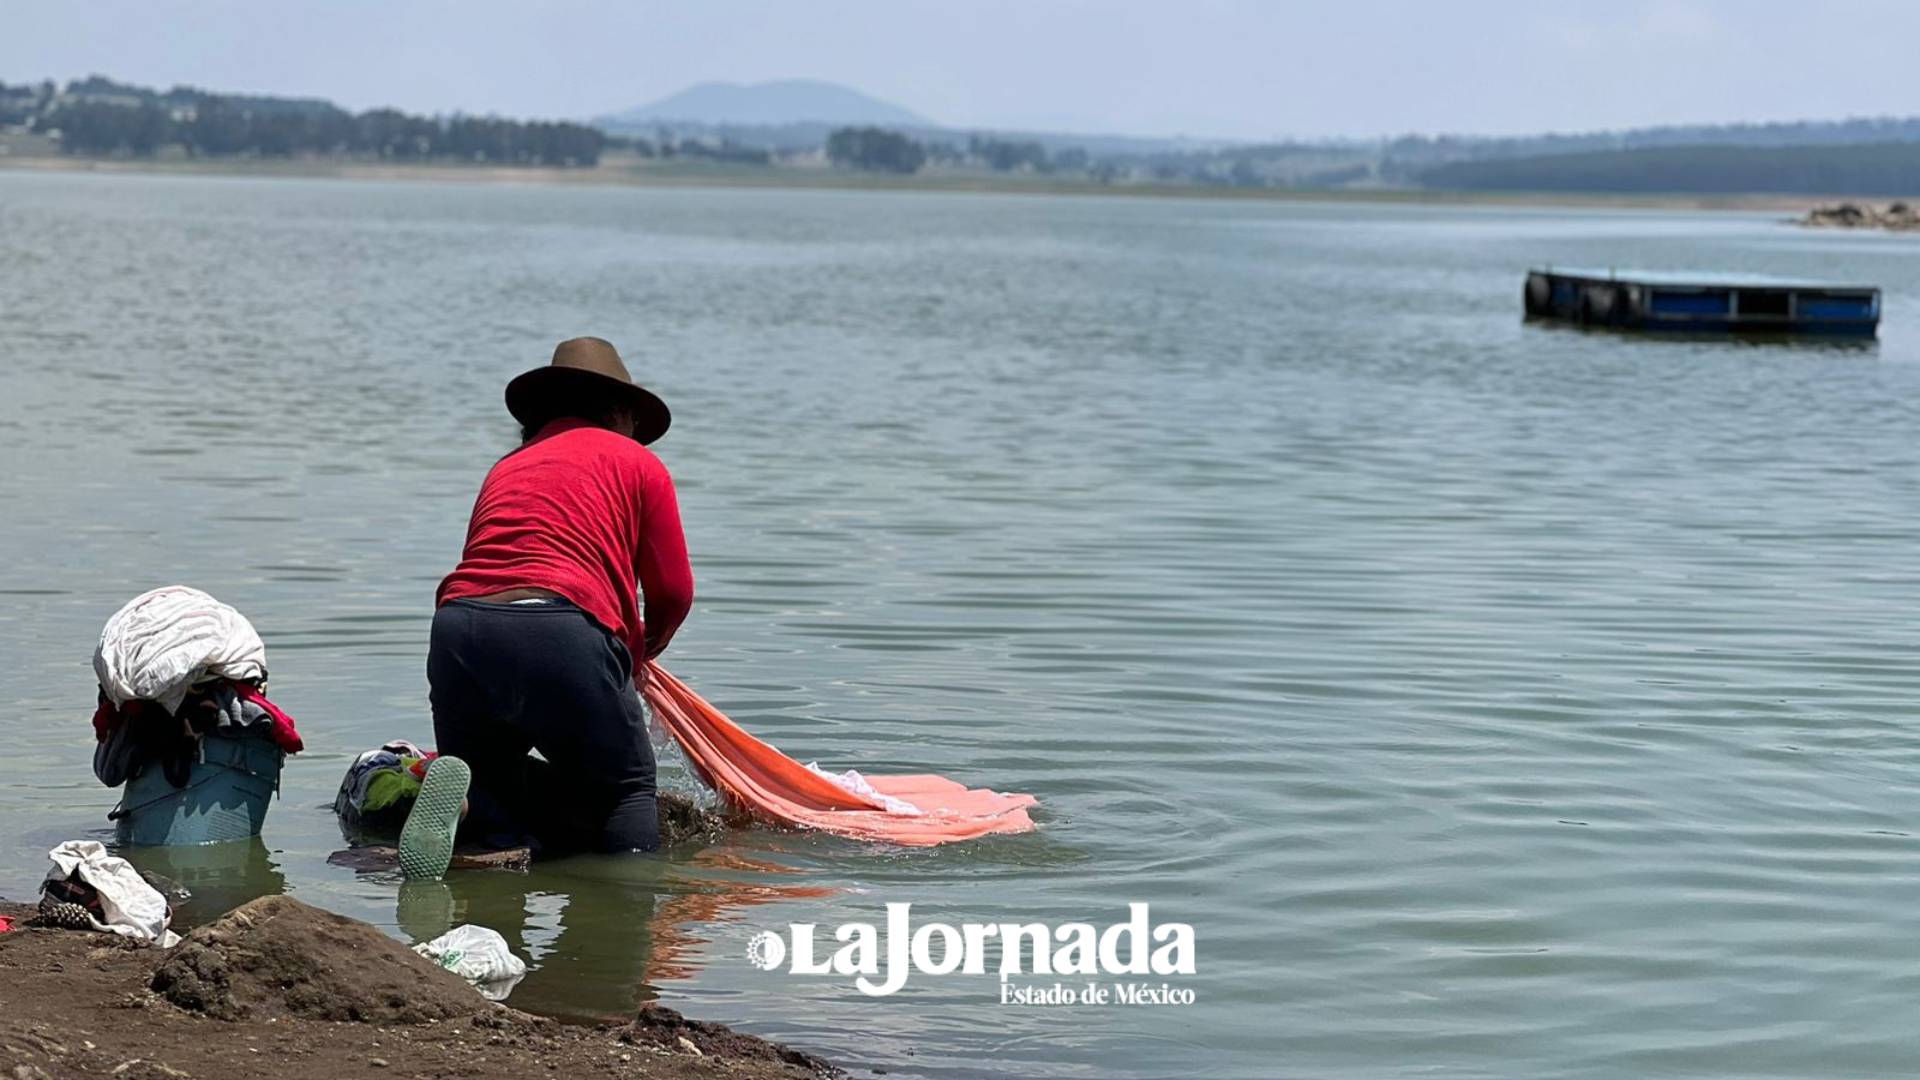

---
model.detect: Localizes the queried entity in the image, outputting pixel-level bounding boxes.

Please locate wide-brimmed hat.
[504,337,671,445]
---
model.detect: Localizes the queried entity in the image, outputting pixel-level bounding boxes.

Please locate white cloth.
[94,586,267,713]
[43,840,180,947]
[804,762,924,816]
[414,924,527,1001]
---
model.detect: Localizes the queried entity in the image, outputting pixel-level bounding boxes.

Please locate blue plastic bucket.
[113,733,284,847]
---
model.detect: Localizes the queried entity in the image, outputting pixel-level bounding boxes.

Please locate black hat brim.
[504,366,671,445]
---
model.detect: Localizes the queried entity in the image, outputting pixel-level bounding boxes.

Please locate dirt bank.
[0,896,836,1080]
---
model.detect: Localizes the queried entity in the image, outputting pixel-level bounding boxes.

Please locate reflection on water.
[121,837,285,921]
[638,849,841,989]
[1523,314,1886,351]
[350,844,841,1021]
[393,871,665,1020]
[8,173,1920,1078]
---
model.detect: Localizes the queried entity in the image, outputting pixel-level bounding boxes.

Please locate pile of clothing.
[332,738,438,840]
[89,586,303,803]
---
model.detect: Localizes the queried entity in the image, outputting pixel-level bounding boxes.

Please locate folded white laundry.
[94,585,267,713]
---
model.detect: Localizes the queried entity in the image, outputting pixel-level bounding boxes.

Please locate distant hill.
[600,80,929,129]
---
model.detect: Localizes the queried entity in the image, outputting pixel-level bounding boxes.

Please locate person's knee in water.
[411,336,694,875]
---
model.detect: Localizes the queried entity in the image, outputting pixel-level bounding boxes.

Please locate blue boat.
[1524,268,1880,337]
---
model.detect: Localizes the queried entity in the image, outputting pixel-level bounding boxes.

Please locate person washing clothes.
[399,337,694,880]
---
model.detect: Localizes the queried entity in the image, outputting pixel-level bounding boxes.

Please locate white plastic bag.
[43,840,180,947]
[413,924,527,1000]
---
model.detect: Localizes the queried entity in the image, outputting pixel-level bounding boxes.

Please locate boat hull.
[1524,269,1880,338]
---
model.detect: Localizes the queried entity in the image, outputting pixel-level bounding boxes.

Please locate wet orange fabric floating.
[642,663,1037,846]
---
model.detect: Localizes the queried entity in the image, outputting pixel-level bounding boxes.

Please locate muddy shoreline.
[0,896,838,1080]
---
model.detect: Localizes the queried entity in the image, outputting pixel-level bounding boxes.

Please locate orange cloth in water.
[642,663,1037,846]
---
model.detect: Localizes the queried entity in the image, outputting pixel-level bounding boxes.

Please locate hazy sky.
[3,0,1915,140]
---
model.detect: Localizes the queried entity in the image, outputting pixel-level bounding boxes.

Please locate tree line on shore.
[3,76,604,166]
[821,123,1920,197]
[1419,141,1920,196]
[13,74,1920,197]
[824,127,1102,178]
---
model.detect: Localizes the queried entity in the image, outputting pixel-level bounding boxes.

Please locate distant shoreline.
[0,151,1843,213]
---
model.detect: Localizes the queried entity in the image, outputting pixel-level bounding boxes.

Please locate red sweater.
[437,417,694,663]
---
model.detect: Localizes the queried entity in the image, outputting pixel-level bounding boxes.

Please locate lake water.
[5,171,1920,1078]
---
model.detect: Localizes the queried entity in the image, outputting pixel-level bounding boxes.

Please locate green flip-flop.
[399,756,470,881]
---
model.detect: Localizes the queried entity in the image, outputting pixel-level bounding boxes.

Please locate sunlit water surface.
[5,172,1920,1078]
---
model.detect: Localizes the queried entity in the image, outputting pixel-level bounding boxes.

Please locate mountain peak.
[600,80,930,128]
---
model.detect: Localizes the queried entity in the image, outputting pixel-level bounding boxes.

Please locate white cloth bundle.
[94,586,267,712]
[43,840,180,947]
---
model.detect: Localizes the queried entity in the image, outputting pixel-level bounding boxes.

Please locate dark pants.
[428,598,658,854]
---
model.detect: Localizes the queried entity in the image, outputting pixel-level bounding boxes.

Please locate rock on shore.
[1801,201,1920,231]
